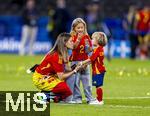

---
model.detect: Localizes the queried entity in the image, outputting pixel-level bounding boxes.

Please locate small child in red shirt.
[79,32,107,105]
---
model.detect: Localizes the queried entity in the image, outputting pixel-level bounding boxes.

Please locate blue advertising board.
[0,16,130,57]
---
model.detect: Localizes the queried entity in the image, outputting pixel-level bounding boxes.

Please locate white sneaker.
[99,101,104,105]
[75,100,82,104]
[65,100,76,104]
[88,100,104,105]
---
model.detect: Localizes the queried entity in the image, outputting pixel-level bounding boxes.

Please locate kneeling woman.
[32,33,80,102]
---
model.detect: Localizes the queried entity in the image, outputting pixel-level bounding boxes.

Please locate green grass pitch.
[0,54,150,116]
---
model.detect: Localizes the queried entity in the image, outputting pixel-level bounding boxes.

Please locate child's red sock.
[96,87,103,102]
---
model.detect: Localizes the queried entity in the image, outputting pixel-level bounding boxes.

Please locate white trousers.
[19,25,38,55]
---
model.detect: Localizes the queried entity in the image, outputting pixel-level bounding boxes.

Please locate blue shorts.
[92,72,105,87]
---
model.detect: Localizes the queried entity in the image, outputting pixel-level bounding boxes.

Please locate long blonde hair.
[49,32,71,62]
[70,18,88,36]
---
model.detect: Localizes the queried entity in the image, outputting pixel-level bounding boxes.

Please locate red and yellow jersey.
[136,10,150,32]
[33,51,64,91]
[35,51,64,75]
[32,71,62,91]
[70,34,92,61]
[90,46,106,75]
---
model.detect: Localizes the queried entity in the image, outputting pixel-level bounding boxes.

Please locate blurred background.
[0,0,149,59]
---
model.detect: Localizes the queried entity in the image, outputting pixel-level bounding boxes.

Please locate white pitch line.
[52,104,150,109]
[81,96,150,101]
[104,96,150,99]
[105,105,150,109]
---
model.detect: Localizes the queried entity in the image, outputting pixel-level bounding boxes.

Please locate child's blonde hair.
[70,18,88,36]
[92,32,107,46]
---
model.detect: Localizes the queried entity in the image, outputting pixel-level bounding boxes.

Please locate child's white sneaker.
[99,101,104,105]
[88,100,104,105]
[75,100,82,104]
[65,100,76,104]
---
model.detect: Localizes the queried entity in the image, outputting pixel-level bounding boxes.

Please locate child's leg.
[66,74,75,101]
[92,72,105,102]
[96,87,103,102]
[72,72,82,102]
[81,65,95,102]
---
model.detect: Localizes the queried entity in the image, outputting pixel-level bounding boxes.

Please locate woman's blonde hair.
[49,32,71,62]
[70,18,88,36]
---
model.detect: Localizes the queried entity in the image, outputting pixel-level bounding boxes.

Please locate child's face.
[92,34,98,46]
[74,23,85,35]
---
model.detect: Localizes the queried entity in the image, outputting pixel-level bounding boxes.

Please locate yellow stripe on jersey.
[93,48,97,53]
[41,63,51,70]
[99,52,104,56]
[95,63,100,74]
[58,57,63,64]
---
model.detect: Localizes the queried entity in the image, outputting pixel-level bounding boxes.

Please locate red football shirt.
[90,46,106,75]
[70,34,92,61]
[36,51,64,75]
[136,10,150,32]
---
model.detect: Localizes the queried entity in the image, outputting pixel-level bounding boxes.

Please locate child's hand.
[81,64,87,70]
[77,61,83,67]
[78,64,87,74]
[77,62,87,70]
[77,33,83,41]
[74,63,82,72]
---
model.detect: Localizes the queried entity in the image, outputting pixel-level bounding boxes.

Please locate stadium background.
[0,0,150,116]
[0,0,149,57]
